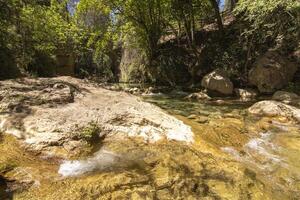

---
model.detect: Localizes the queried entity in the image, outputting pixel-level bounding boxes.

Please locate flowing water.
[144,95,300,198]
[0,94,300,199]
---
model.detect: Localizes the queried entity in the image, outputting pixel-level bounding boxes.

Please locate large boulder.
[201,69,234,95]
[249,51,298,93]
[248,100,300,122]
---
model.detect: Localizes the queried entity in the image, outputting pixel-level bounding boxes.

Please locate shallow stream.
[0,94,300,199]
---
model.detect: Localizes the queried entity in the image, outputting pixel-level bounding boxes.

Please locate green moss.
[73,122,101,144]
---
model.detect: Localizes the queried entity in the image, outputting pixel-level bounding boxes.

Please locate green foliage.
[74,0,117,80]
[19,0,79,75]
[0,0,79,78]
[108,0,170,59]
[0,0,22,79]
[235,0,300,50]
[73,122,101,144]
[1,0,299,86]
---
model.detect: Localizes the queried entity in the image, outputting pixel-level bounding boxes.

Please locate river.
[0,93,299,199]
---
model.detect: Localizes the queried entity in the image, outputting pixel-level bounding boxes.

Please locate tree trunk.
[210,0,224,33]
[225,0,238,12]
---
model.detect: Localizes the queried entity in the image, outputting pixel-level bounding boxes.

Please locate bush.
[235,0,300,51]
[73,122,101,144]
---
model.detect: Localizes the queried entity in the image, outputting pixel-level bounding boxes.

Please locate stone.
[248,100,300,122]
[128,87,141,94]
[249,51,298,93]
[201,69,234,95]
[187,114,198,119]
[185,92,211,101]
[272,91,299,104]
[235,88,258,101]
[195,116,209,124]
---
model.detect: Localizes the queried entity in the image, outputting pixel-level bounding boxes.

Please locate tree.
[0,0,23,79]
[209,0,223,32]
[235,0,300,49]
[18,0,77,75]
[107,0,171,62]
[75,0,117,80]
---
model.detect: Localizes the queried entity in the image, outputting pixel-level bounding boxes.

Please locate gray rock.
[195,116,209,124]
[201,69,234,95]
[248,100,300,122]
[185,92,211,101]
[272,91,299,104]
[235,88,258,101]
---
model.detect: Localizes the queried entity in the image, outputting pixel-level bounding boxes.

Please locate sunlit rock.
[0,77,194,157]
[201,69,234,95]
[248,100,300,122]
[235,88,258,101]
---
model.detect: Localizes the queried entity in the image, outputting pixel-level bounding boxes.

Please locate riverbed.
[0,93,300,199]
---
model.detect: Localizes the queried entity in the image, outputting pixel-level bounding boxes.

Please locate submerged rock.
[201,69,234,95]
[0,77,193,157]
[249,51,298,93]
[248,100,300,122]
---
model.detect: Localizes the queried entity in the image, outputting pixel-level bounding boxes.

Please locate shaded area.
[0,176,12,200]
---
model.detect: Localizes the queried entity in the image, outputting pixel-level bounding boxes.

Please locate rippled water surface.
[146,95,300,196]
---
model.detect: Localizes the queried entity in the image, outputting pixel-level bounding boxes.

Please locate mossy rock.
[72,122,101,144]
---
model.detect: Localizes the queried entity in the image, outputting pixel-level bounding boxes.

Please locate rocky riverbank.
[0,77,299,199]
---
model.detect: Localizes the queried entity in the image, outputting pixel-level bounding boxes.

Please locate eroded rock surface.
[248,100,300,122]
[272,91,299,105]
[0,77,193,157]
[249,51,298,93]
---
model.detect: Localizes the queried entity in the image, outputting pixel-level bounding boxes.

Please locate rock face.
[201,69,234,95]
[249,51,298,93]
[0,77,193,156]
[119,44,148,83]
[248,100,300,122]
[272,91,299,104]
[234,88,258,101]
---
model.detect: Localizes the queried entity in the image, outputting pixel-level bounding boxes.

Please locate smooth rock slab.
[0,77,193,156]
